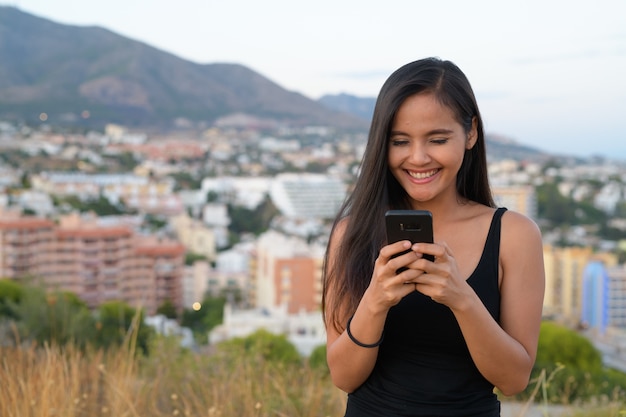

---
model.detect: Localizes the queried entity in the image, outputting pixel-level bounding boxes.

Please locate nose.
[407,142,431,165]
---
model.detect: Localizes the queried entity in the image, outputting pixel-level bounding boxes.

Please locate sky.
[3,0,626,159]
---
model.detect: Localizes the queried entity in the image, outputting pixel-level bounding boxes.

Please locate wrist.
[346,315,384,348]
[361,288,391,318]
[450,286,481,314]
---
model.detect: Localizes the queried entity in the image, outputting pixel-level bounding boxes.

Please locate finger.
[390,251,426,275]
[412,242,449,263]
[397,267,424,284]
[379,240,413,262]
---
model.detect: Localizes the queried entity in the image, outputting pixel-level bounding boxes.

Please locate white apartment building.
[269,173,346,220]
[182,261,210,310]
[209,303,326,356]
[201,176,272,209]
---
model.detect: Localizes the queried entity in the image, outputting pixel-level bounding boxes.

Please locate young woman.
[322,58,545,417]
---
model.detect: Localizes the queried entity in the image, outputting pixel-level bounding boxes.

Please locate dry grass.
[0,337,346,417]
[1,337,624,417]
[0,343,140,417]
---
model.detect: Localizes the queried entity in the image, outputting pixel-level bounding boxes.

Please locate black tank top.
[345,208,507,417]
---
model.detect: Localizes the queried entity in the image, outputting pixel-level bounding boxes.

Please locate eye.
[389,137,409,146]
[429,138,449,145]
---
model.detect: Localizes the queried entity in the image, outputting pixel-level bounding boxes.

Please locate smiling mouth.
[407,169,439,179]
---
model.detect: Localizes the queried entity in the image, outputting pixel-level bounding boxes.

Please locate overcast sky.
[4,0,626,159]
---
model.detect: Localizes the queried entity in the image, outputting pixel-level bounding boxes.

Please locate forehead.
[392,93,460,129]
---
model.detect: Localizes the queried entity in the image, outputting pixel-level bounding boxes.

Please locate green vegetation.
[144,213,167,231]
[1,280,625,415]
[219,329,302,366]
[181,295,225,343]
[512,321,626,406]
[227,195,279,245]
[1,280,230,350]
[184,251,207,265]
[1,280,153,352]
[156,299,178,319]
[169,171,203,190]
[53,194,132,216]
[536,182,626,241]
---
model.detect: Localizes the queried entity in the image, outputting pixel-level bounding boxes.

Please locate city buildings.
[0,209,185,314]
[582,261,626,332]
[254,230,325,314]
[2,120,626,360]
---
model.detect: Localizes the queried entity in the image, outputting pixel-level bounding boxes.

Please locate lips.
[407,169,439,180]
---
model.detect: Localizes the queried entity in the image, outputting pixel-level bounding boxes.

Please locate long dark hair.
[322,57,495,332]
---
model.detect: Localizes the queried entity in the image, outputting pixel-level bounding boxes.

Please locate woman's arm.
[448,211,545,395]
[324,218,422,393]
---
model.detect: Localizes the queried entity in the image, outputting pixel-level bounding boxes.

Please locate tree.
[536,182,576,226]
[94,301,153,354]
[308,344,328,372]
[518,321,626,404]
[217,329,301,366]
[228,195,279,239]
[535,321,602,372]
[185,251,207,266]
[0,279,24,319]
[181,295,225,343]
[156,300,178,319]
[9,286,96,348]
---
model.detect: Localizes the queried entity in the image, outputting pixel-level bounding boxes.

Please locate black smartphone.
[385,210,434,270]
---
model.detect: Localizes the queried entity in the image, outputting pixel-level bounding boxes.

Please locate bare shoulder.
[500,210,542,240]
[500,209,544,261]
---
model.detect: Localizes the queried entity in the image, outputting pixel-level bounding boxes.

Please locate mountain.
[0,6,368,131]
[318,93,376,121]
[485,134,551,162]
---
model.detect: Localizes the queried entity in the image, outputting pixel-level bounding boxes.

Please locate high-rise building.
[0,212,184,314]
[0,216,56,279]
[581,261,609,333]
[606,267,626,328]
[492,185,537,219]
[254,230,324,313]
[270,173,346,219]
[544,245,618,326]
[581,263,626,333]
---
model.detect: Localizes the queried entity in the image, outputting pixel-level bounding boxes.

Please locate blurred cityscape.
[1,119,626,370]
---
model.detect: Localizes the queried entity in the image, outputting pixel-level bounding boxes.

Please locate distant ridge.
[0,6,368,131]
[319,93,549,161]
[318,93,376,121]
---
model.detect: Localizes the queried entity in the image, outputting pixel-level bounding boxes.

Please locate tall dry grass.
[1,336,624,417]
[0,343,141,417]
[0,336,346,417]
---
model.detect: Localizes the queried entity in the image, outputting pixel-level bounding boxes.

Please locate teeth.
[408,169,438,179]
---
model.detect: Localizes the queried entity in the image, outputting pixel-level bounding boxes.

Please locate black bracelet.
[346,315,384,348]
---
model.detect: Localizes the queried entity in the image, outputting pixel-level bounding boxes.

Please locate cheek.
[387,147,404,167]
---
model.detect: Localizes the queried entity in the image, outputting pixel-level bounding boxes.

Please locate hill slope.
[0,6,367,130]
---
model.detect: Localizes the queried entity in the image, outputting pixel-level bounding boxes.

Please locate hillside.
[0,6,368,131]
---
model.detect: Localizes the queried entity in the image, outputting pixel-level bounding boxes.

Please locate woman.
[322,57,545,416]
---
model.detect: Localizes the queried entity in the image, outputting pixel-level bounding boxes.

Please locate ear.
[466,117,478,150]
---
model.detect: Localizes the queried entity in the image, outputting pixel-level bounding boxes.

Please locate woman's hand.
[363,240,426,313]
[406,241,474,310]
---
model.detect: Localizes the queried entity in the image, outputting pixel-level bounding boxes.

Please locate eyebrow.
[389,128,455,136]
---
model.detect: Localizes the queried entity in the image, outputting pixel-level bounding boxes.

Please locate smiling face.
[387,92,477,207]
